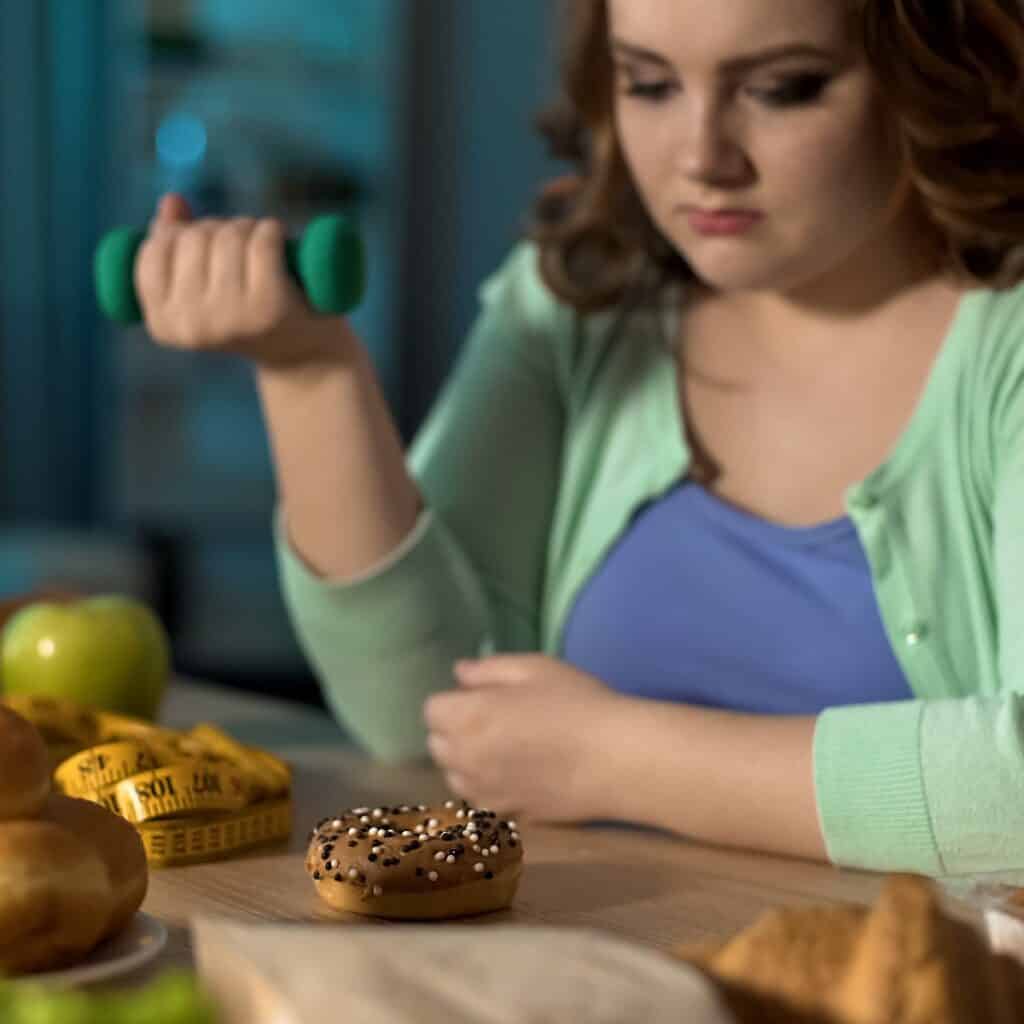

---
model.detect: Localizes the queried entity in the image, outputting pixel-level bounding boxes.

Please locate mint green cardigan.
[275,242,1024,876]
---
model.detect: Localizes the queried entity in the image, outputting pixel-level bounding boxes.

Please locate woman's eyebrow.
[609,37,839,71]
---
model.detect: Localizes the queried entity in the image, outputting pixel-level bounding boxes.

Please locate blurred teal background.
[0,1,566,705]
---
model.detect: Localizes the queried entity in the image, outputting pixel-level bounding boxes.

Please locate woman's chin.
[688,264,787,296]
[684,252,816,297]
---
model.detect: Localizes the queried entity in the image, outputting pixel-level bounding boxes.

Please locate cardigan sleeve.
[814,299,1024,875]
[273,242,568,761]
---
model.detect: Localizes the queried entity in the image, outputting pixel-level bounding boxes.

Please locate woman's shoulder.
[952,278,1024,463]
[961,277,1024,387]
[972,274,1024,328]
[477,240,575,331]
[476,240,670,376]
[479,239,668,338]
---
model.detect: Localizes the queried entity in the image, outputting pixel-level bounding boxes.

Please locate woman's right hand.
[134,193,354,369]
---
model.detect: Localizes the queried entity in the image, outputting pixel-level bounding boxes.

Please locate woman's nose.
[678,103,751,185]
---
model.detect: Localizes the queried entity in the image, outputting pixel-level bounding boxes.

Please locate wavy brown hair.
[528,0,1024,312]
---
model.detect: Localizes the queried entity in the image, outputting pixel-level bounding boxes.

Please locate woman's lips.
[686,209,764,237]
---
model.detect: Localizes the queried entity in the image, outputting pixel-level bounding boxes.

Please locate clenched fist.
[134,194,352,369]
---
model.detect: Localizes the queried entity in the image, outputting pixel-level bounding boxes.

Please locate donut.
[0,706,50,820]
[0,819,113,974]
[41,793,148,939]
[305,799,523,920]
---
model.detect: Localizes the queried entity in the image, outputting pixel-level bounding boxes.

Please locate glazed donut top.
[305,800,522,894]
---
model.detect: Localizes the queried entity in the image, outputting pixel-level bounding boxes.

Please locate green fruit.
[109,971,219,1024]
[0,971,218,1024]
[0,595,170,720]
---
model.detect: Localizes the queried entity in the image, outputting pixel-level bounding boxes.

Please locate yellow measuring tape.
[2,694,293,867]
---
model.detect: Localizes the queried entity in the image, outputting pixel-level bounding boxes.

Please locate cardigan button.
[904,623,929,647]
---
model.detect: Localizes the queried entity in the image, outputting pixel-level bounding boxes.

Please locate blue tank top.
[561,479,912,714]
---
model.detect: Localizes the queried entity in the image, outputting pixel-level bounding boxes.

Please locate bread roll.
[42,793,148,939]
[0,706,50,820]
[0,819,113,974]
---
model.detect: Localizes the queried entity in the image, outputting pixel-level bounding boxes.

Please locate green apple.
[0,595,170,720]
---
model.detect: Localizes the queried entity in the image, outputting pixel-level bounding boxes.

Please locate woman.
[135,0,1024,874]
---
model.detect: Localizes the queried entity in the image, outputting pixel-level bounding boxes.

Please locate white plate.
[15,911,168,989]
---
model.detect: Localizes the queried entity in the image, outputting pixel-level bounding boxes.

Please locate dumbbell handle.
[94,213,365,324]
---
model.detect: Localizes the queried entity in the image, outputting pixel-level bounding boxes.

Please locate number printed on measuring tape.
[55,741,162,797]
[185,723,290,799]
[111,760,250,824]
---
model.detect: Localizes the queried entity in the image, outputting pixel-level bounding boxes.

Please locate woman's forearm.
[255,319,422,581]
[600,698,827,862]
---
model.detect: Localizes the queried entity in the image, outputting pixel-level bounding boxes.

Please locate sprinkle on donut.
[304,799,523,908]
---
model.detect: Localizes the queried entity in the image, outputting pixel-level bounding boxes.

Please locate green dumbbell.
[94,213,366,324]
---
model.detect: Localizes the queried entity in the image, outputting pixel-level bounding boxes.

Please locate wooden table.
[141,677,973,976]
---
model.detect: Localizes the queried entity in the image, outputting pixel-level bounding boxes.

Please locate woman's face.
[608,0,908,297]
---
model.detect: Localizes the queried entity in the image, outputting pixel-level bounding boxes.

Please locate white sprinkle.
[444,800,455,808]
[372,845,384,854]
[468,810,477,818]
[481,849,489,857]
[348,868,359,879]
[402,830,413,837]
[348,827,359,836]
[427,818,439,828]
[490,845,499,855]
[417,804,427,811]
[360,815,370,824]
[327,860,338,870]
[507,820,518,830]
[510,832,519,841]
[331,819,343,829]
[372,885,383,896]
[474,862,485,873]
[434,851,446,861]
[473,845,480,852]
[372,808,383,818]
[418,833,429,842]
[368,827,379,836]
[428,871,439,882]
[456,809,465,818]
[353,808,369,815]
[446,855,456,865]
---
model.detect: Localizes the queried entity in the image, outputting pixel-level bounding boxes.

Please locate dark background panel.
[0,1,567,707]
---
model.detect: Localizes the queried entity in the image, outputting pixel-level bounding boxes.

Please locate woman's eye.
[749,73,831,108]
[623,80,676,102]
[618,72,831,107]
